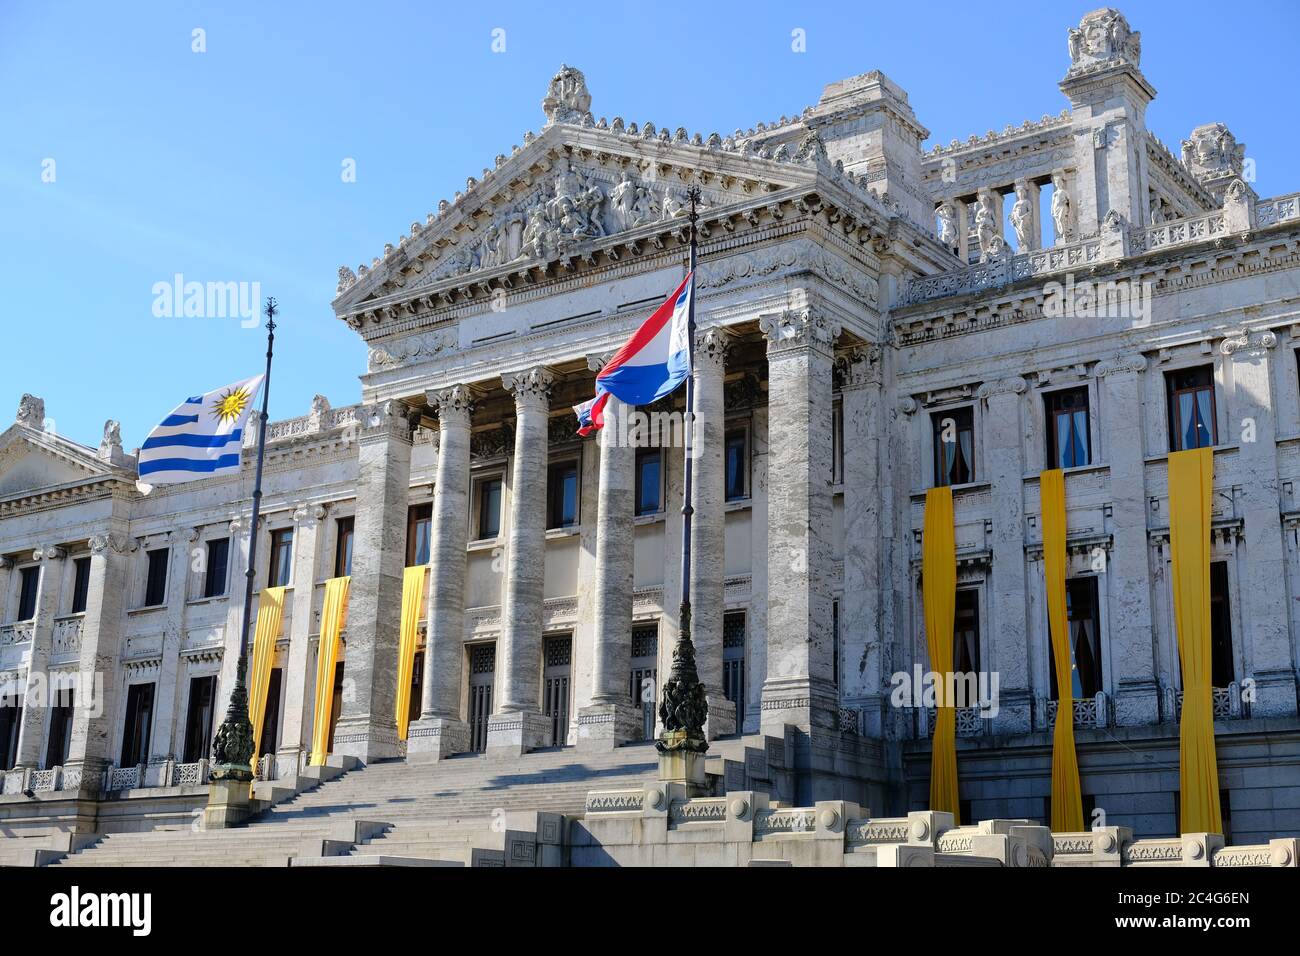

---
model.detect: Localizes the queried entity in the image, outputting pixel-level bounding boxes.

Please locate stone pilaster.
[331,399,413,763]
[691,326,736,739]
[837,346,886,735]
[757,307,840,739]
[578,391,640,749]
[979,376,1032,733]
[278,503,326,775]
[0,556,13,625]
[1221,330,1297,716]
[1096,354,1159,726]
[150,530,194,768]
[15,545,65,768]
[409,385,474,759]
[488,367,555,755]
[63,531,129,794]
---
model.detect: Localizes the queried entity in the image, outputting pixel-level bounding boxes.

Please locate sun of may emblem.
[210,386,251,425]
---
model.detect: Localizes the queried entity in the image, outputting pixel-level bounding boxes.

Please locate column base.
[485,711,553,756]
[576,702,641,751]
[203,777,255,830]
[1248,671,1299,718]
[760,676,838,737]
[704,692,737,740]
[330,717,402,764]
[1114,678,1161,727]
[406,716,472,761]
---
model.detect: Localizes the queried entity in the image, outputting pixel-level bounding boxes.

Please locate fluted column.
[409,385,475,759]
[692,326,736,738]
[577,381,640,749]
[332,399,412,762]
[487,367,555,754]
[15,545,66,768]
[278,503,326,776]
[758,307,840,744]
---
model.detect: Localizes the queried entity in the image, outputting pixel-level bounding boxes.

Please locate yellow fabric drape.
[1040,470,1084,833]
[394,566,427,741]
[1169,448,1223,834]
[922,486,960,824]
[248,586,287,777]
[310,576,351,766]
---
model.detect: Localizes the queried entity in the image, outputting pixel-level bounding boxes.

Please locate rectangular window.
[203,538,229,599]
[477,477,503,539]
[17,566,39,621]
[409,651,424,723]
[1050,577,1103,699]
[144,548,169,606]
[70,557,91,614]
[832,403,844,484]
[635,449,662,516]
[725,428,748,501]
[182,675,217,763]
[1044,387,1091,469]
[953,589,979,675]
[407,504,432,567]
[259,668,282,758]
[0,699,21,771]
[723,611,746,729]
[45,684,74,768]
[1210,561,1234,688]
[1166,365,1217,451]
[120,682,155,767]
[933,407,975,487]
[547,461,579,529]
[334,517,355,577]
[832,600,841,690]
[268,529,293,588]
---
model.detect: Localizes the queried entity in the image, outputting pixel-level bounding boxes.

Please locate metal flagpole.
[211,297,278,782]
[657,186,709,767]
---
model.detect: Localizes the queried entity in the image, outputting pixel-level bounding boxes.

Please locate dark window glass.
[725,429,747,501]
[120,682,155,767]
[268,529,293,588]
[45,684,74,768]
[17,566,40,621]
[635,449,662,516]
[722,612,746,729]
[182,675,216,762]
[1210,561,1234,688]
[1050,577,1103,699]
[1166,366,1217,451]
[1044,387,1091,469]
[409,651,424,723]
[259,668,282,758]
[477,478,503,539]
[832,403,844,484]
[203,538,229,599]
[407,504,432,567]
[144,548,169,606]
[0,700,21,771]
[832,600,841,689]
[933,407,975,487]
[334,517,354,577]
[70,557,91,614]
[953,589,979,675]
[547,461,579,529]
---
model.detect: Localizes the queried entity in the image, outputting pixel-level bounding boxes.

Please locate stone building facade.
[1,8,1297,843]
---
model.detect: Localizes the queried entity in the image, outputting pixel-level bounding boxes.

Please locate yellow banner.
[1040,470,1084,832]
[248,586,286,777]
[1169,447,1223,834]
[310,576,350,766]
[923,486,960,823]
[395,566,427,741]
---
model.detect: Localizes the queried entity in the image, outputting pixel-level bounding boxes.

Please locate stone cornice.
[0,475,136,520]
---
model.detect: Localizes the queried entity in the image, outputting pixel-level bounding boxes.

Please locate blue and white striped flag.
[137,375,264,489]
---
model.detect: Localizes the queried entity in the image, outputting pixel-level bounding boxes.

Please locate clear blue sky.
[3,1,1297,450]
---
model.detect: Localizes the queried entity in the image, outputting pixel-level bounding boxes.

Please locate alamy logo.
[49,886,151,936]
[151,273,262,327]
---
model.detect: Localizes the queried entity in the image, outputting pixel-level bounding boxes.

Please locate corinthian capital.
[359,399,415,444]
[1094,353,1148,378]
[834,345,882,390]
[759,308,841,354]
[428,385,475,425]
[694,326,733,372]
[977,376,1027,400]
[502,366,556,408]
[88,532,127,556]
[33,546,67,562]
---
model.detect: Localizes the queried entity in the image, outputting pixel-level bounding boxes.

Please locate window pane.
[204,539,229,598]
[71,558,91,614]
[145,549,169,606]
[17,567,39,620]
[636,451,661,516]
[1071,409,1090,466]
[725,431,747,500]
[479,479,502,538]
[1194,389,1214,448]
[548,464,578,529]
[335,519,354,577]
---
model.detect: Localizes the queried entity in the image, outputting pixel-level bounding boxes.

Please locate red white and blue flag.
[574,272,693,436]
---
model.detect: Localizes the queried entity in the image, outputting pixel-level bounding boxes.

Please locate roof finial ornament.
[542,64,593,126]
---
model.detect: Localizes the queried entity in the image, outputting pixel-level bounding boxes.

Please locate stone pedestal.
[657,734,709,796]
[486,711,552,757]
[203,775,255,830]
[406,717,471,762]
[576,702,641,752]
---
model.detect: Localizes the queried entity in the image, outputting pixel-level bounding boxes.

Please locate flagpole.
[211,297,277,783]
[657,186,709,771]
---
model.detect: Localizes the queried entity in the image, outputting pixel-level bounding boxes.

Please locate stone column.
[691,326,737,739]
[1097,354,1159,726]
[409,385,474,759]
[332,399,413,763]
[278,503,326,776]
[577,392,640,749]
[216,515,253,723]
[979,377,1032,733]
[1221,330,1297,716]
[487,367,555,755]
[63,531,129,794]
[15,546,66,768]
[838,346,886,734]
[758,307,840,739]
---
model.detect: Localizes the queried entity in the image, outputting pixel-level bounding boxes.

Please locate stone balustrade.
[1130,208,1227,253]
[899,235,1105,306]
[1255,192,1300,228]
[1039,691,1111,730]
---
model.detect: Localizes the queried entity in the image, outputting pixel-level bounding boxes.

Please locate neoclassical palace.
[2,8,1298,853]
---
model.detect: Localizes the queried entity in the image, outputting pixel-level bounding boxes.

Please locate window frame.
[473,474,504,541]
[1165,365,1218,452]
[546,459,580,530]
[334,516,355,578]
[143,547,169,608]
[634,448,664,517]
[202,537,230,599]
[953,587,980,676]
[267,528,294,589]
[931,405,976,488]
[70,556,91,614]
[16,565,40,621]
[1043,386,1092,469]
[724,424,749,502]
[406,503,433,567]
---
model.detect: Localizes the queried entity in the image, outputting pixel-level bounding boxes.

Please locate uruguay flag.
[575,272,692,435]
[137,375,264,489]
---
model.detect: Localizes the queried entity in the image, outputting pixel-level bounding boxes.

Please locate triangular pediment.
[0,424,123,498]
